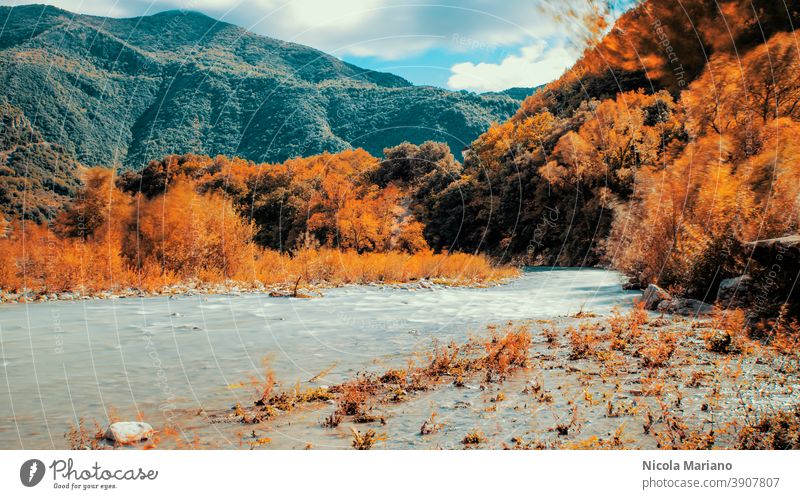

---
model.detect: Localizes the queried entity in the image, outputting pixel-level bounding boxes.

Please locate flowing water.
[0,268,639,449]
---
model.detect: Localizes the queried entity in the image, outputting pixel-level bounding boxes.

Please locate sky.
[0,0,635,92]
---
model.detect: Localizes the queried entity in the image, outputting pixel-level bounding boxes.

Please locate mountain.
[0,98,82,223]
[0,4,522,171]
[483,86,541,101]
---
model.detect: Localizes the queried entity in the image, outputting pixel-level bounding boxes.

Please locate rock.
[622,279,641,290]
[705,331,731,353]
[641,284,672,310]
[744,235,800,318]
[656,298,715,316]
[716,275,752,308]
[104,422,154,444]
[745,234,800,259]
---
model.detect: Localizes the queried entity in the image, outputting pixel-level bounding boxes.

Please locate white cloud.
[284,0,381,30]
[0,0,592,88]
[1,0,564,59]
[271,0,560,60]
[447,41,578,92]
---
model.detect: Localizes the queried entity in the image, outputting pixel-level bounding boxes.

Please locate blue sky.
[0,0,635,91]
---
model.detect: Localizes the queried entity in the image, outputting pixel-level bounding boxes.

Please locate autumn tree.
[57,168,132,241]
[130,178,254,280]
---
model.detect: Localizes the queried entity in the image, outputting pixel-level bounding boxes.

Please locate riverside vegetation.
[0,150,517,301]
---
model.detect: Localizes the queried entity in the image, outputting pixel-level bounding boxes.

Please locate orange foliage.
[131,178,254,281]
[0,158,516,296]
[607,31,800,293]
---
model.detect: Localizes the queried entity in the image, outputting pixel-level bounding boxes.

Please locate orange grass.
[0,223,517,296]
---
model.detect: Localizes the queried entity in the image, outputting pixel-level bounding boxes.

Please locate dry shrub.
[322,412,343,429]
[297,387,335,402]
[333,375,380,417]
[425,341,470,378]
[255,362,276,406]
[262,392,296,412]
[609,305,648,343]
[737,406,800,450]
[481,325,532,379]
[236,403,276,424]
[566,425,626,449]
[608,309,627,338]
[244,369,334,425]
[66,418,105,450]
[553,402,582,436]
[275,248,518,288]
[639,332,679,368]
[504,436,561,450]
[653,404,714,450]
[462,430,486,446]
[523,376,553,403]
[543,327,559,345]
[249,437,272,449]
[766,315,800,356]
[379,369,407,385]
[567,323,604,359]
[420,412,444,435]
[421,325,532,382]
[350,428,384,450]
[236,325,533,435]
[705,310,750,354]
[146,427,202,450]
[610,336,628,351]
[628,304,649,329]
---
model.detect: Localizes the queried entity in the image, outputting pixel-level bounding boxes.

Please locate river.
[0,267,638,449]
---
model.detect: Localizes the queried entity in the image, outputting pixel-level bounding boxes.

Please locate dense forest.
[1,0,799,322]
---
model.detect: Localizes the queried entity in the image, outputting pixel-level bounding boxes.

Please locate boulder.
[641,284,672,310]
[656,298,715,316]
[744,235,800,318]
[104,422,154,444]
[745,235,800,260]
[622,278,641,290]
[716,275,752,308]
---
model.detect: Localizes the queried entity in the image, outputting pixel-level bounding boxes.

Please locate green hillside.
[0,98,82,222]
[0,4,521,169]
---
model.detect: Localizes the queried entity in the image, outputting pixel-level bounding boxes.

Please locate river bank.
[66,307,800,450]
[0,247,521,304]
[0,275,514,305]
